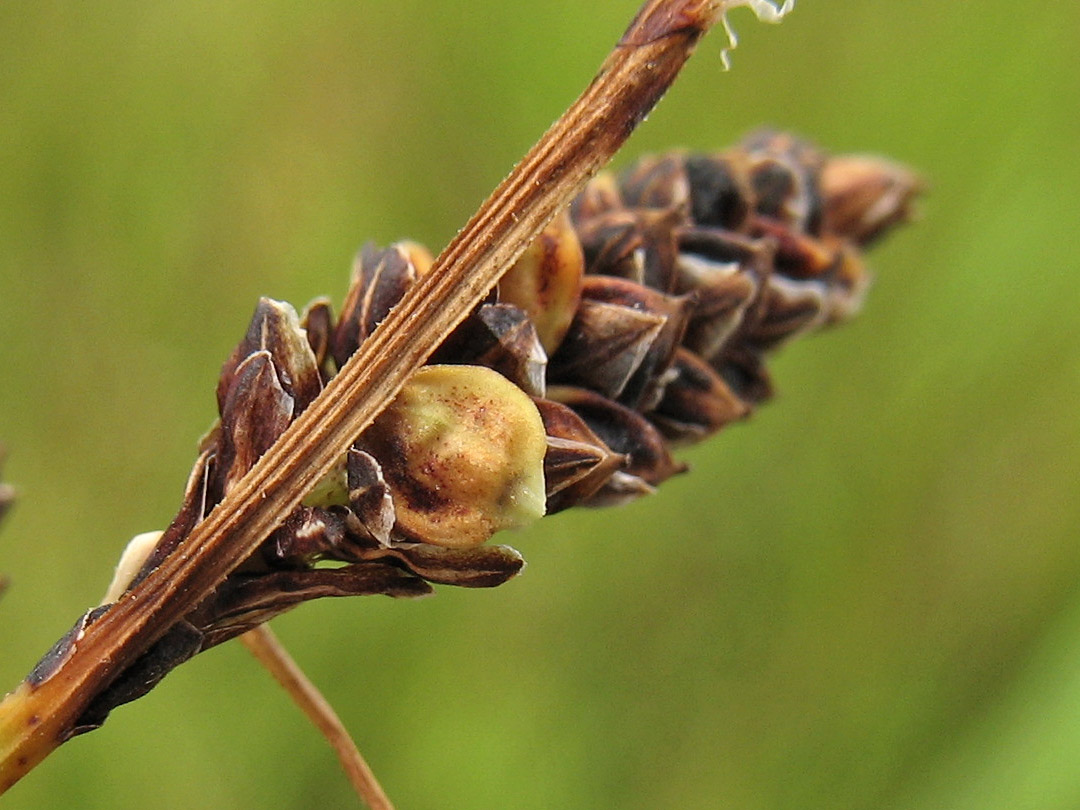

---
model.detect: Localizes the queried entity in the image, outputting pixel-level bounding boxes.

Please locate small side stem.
[240,625,394,810]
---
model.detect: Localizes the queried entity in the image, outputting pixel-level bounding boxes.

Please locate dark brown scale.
[431,302,547,397]
[740,130,827,236]
[345,447,395,547]
[299,298,334,380]
[618,154,689,210]
[218,298,321,416]
[547,386,686,490]
[265,506,351,568]
[331,242,418,367]
[712,345,774,405]
[548,276,692,410]
[574,207,685,291]
[650,347,749,443]
[532,397,625,512]
[682,153,753,230]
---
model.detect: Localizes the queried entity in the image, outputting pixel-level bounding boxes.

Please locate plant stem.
[0,0,734,793]
[241,626,394,810]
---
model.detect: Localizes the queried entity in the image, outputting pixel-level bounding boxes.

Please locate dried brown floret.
[532,397,626,513]
[216,351,295,496]
[432,303,548,397]
[332,242,420,366]
[360,542,525,589]
[218,298,322,416]
[549,276,692,409]
[575,206,687,292]
[650,347,750,443]
[299,297,335,380]
[821,154,923,246]
[548,385,686,494]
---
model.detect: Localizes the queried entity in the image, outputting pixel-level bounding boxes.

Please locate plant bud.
[497,209,585,354]
[358,365,548,548]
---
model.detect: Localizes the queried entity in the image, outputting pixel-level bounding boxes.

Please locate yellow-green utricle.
[355,365,548,548]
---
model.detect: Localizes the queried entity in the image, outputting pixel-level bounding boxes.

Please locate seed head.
[86,129,920,726]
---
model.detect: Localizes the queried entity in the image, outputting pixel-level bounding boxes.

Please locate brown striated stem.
[0,0,734,792]
[240,626,395,810]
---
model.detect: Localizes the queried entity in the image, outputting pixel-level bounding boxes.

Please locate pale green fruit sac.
[302,455,349,508]
[365,364,548,548]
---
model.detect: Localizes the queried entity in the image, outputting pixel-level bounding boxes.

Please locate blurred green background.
[1,2,1077,808]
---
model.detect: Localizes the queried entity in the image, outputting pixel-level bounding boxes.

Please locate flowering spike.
[59,128,918,737]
